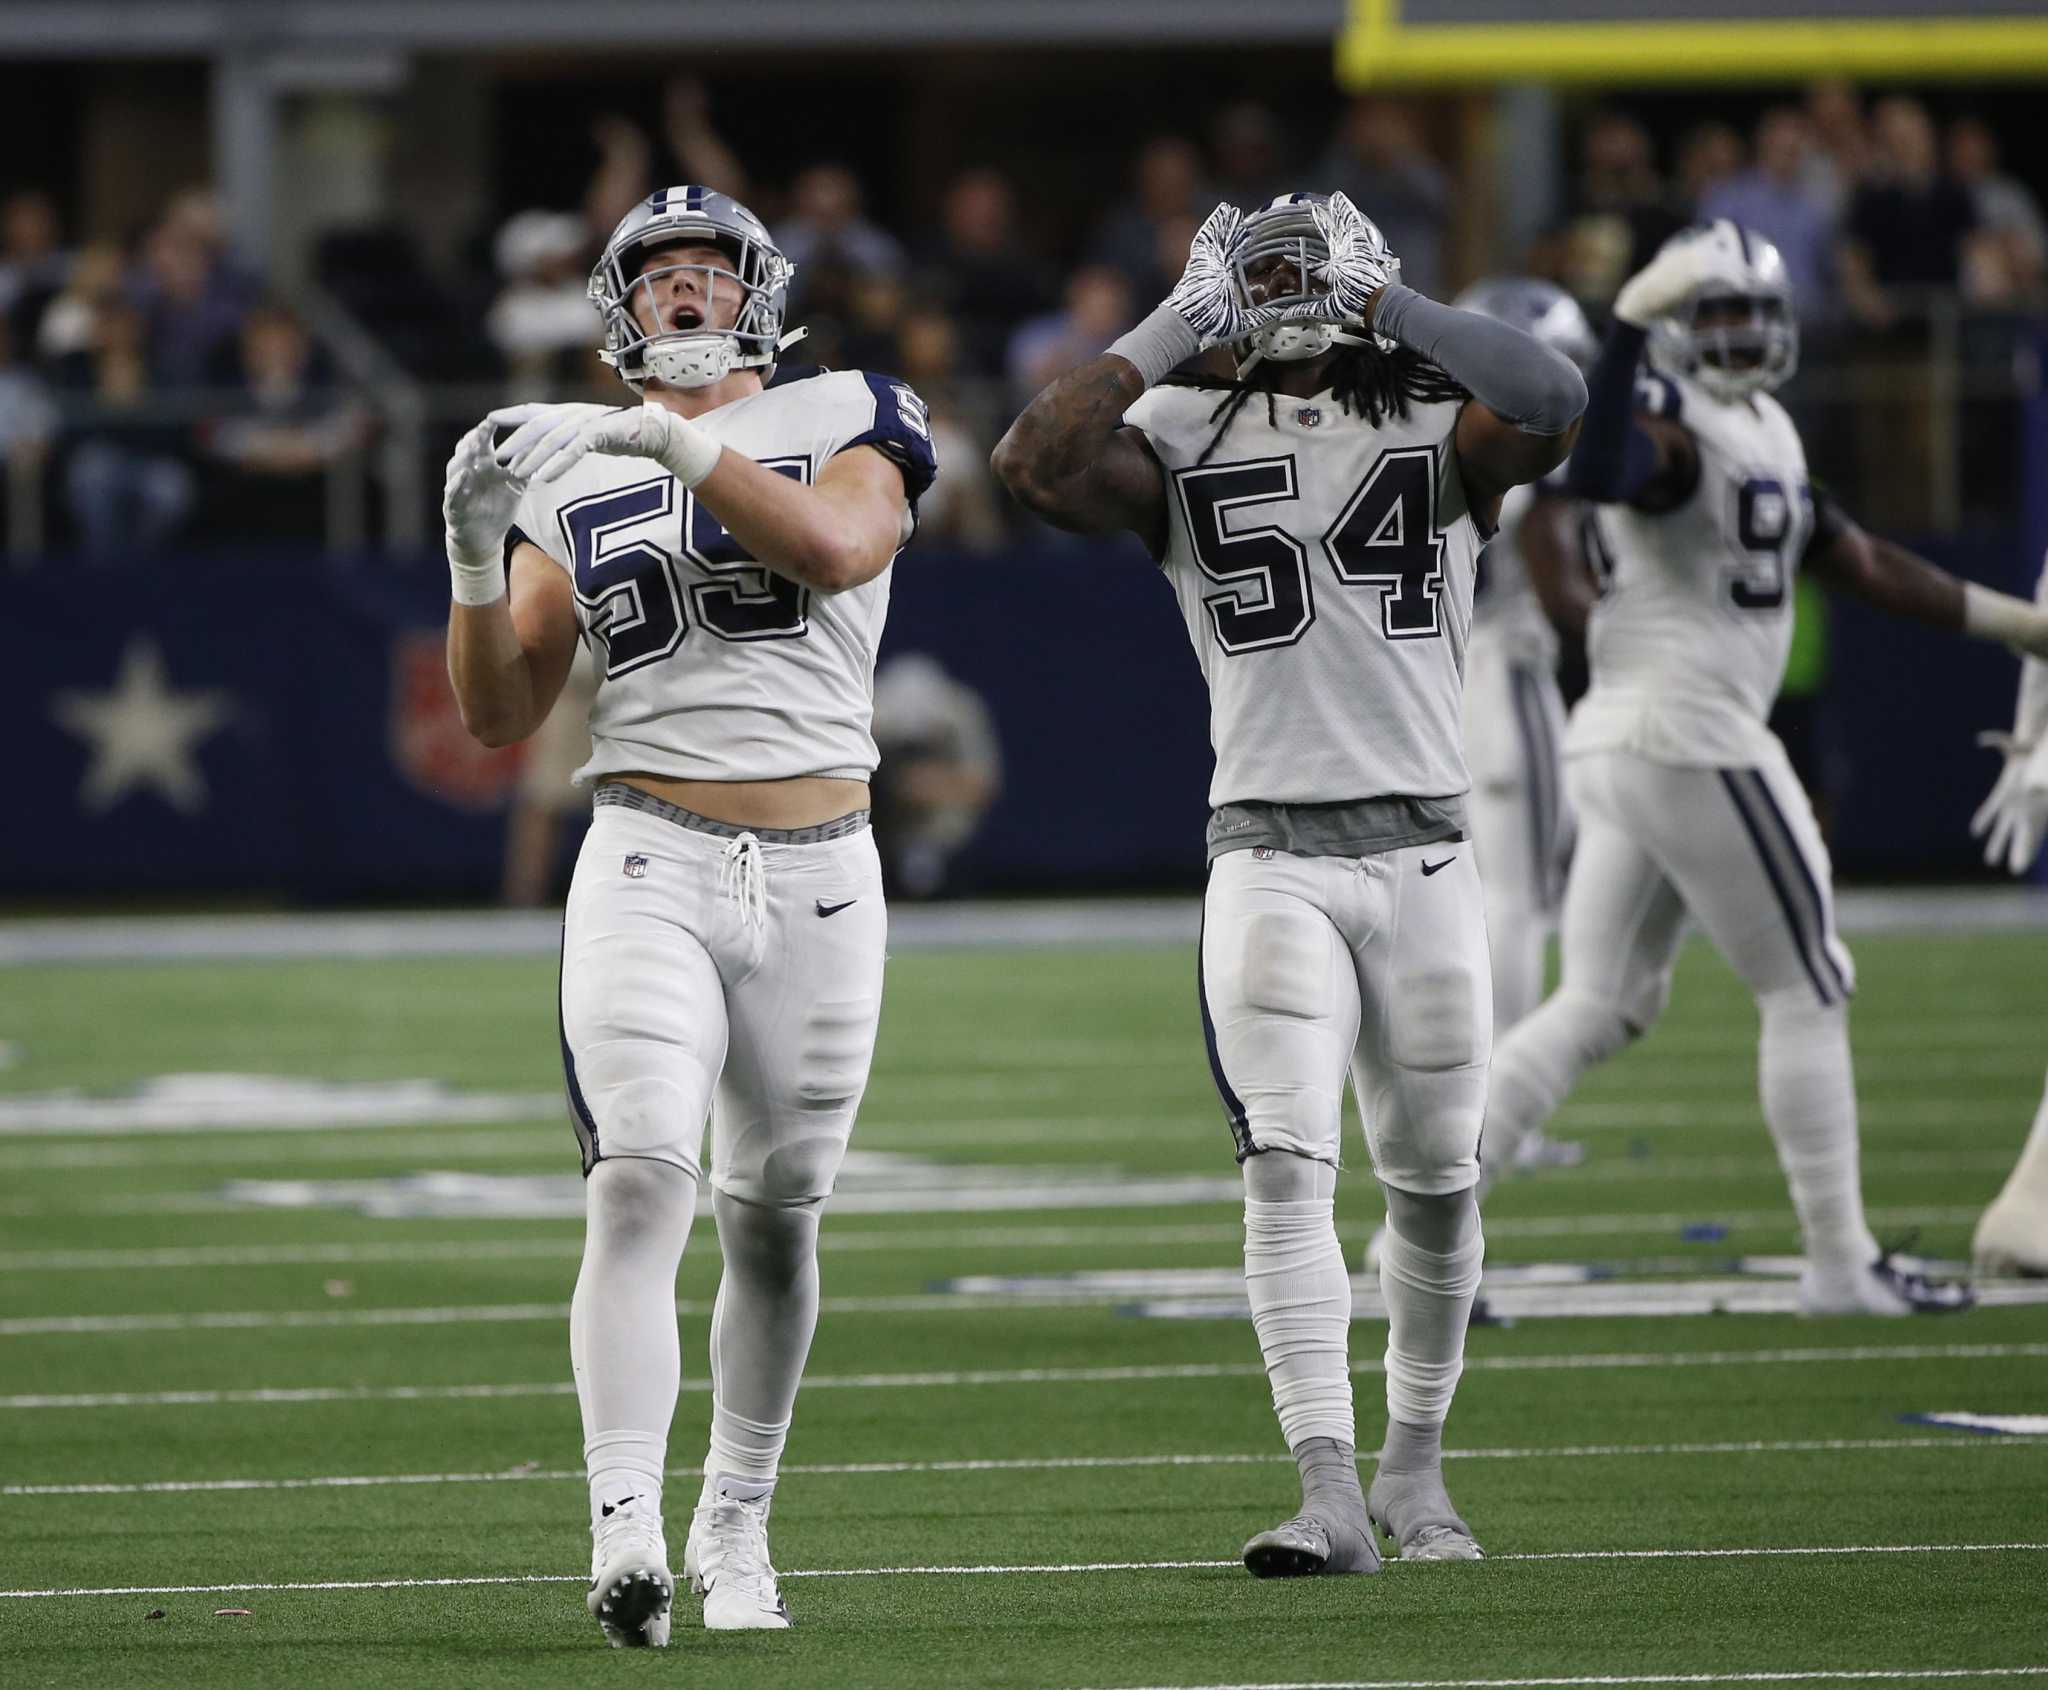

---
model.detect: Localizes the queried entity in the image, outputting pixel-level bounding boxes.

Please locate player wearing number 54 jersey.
[1483,219,2048,1314]
[441,187,937,1647]
[997,193,1587,1575]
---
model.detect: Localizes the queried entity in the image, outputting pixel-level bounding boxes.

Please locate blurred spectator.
[55,299,195,557]
[202,303,367,508]
[34,242,124,362]
[660,77,750,203]
[584,79,751,244]
[584,115,658,245]
[486,210,599,390]
[917,168,1056,377]
[870,652,1002,898]
[0,190,70,352]
[1556,113,1686,310]
[778,164,907,288]
[133,191,261,389]
[1211,101,1292,211]
[895,303,1004,552]
[1006,264,1133,409]
[1840,96,1977,329]
[1316,100,1449,296]
[1702,108,1838,318]
[1802,80,1872,217]
[1089,136,1208,302]
[1947,116,2047,303]
[1676,123,1745,216]
[0,315,55,463]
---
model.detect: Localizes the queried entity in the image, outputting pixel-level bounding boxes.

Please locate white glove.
[1162,203,1262,349]
[443,418,524,607]
[1612,239,1715,330]
[490,401,722,488]
[1302,191,1397,322]
[1972,731,2048,876]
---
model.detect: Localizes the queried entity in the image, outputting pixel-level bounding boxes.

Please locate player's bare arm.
[993,202,1264,551]
[442,419,580,748]
[1520,490,1600,642]
[1803,491,2048,658]
[990,358,1165,548]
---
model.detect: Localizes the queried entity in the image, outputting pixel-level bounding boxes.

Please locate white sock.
[1481,988,1636,1188]
[702,1191,822,1490]
[1758,994,1878,1271]
[1243,1152,1354,1450]
[571,1159,698,1527]
[1994,1074,2048,1201]
[1378,1185,1483,1429]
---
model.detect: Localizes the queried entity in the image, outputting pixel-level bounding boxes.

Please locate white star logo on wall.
[50,638,236,815]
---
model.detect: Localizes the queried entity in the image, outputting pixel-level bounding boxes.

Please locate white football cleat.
[1973,1189,2048,1277]
[586,1496,672,1648]
[1799,1248,1975,1316]
[684,1483,792,1630]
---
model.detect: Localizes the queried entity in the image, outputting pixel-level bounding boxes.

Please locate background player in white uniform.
[995,193,1586,1573]
[441,187,937,1645]
[1452,278,1599,1170]
[1970,550,2048,1276]
[1482,220,2048,1314]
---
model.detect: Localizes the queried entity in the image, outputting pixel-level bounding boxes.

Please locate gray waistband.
[1207,795,1468,863]
[596,783,871,844]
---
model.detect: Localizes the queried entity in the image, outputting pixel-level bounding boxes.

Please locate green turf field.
[1,925,2044,1690]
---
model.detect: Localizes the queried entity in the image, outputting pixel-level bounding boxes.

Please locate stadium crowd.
[1,78,2041,553]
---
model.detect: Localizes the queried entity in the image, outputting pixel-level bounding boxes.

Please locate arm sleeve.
[1801,479,1855,562]
[837,373,941,528]
[1370,282,1588,435]
[1562,322,1667,506]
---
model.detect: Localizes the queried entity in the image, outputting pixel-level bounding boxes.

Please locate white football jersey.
[510,369,938,785]
[1471,475,1566,671]
[1125,383,1488,808]
[1567,370,1811,768]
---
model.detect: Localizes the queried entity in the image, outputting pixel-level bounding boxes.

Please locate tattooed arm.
[991,356,1167,555]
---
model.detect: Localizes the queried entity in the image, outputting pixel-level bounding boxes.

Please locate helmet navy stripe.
[651,188,668,216]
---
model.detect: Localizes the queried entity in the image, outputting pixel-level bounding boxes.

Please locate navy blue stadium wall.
[3,536,2041,899]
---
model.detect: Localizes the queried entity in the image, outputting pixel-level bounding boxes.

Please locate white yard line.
[6,1435,2040,1500]
[4,1342,2041,1411]
[1080,1671,2048,1690]
[3,1542,2044,1599]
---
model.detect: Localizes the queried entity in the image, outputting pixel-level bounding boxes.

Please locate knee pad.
[587,1157,696,1246]
[712,1188,821,1293]
[1243,1147,1338,1204]
[715,1130,848,1209]
[1759,985,1847,1041]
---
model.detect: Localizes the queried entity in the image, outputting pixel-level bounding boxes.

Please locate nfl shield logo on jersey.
[1295,406,1322,428]
[622,854,648,879]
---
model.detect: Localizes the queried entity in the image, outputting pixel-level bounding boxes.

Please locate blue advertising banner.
[0,535,2034,899]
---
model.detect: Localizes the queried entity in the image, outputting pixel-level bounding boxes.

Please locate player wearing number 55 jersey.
[1484,219,2048,1314]
[997,193,1587,1574]
[441,187,937,1647]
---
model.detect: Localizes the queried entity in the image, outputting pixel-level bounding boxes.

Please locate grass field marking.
[9,1435,2042,1500]
[5,1342,2045,1411]
[1080,1670,2048,1690]
[6,1543,2046,1600]
[0,1209,1996,1272]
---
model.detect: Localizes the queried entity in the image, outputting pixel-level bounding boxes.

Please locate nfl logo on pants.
[622,854,648,879]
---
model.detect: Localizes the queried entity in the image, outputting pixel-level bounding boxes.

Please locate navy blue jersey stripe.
[1196,897,1256,1162]
[557,924,602,1174]
[1741,769,1852,1001]
[1718,771,1838,1007]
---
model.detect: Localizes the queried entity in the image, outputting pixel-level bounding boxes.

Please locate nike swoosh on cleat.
[815,899,858,918]
[1421,857,1456,876]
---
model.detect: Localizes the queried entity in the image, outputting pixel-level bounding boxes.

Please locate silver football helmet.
[1229,191,1397,369]
[1644,219,1798,401]
[590,186,802,391]
[1451,276,1598,368]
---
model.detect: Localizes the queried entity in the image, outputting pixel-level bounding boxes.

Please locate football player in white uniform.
[1451,278,1600,1172]
[1482,220,2048,1314]
[1969,550,2048,1276]
[442,187,937,1645]
[996,193,1587,1573]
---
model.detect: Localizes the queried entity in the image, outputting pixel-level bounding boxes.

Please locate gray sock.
[1378,1418,1443,1474]
[1295,1436,1367,1511]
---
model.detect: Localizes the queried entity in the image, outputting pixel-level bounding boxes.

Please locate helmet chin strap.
[1235,321,1370,379]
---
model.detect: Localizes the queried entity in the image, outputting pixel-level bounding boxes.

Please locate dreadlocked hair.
[1162,344,1471,467]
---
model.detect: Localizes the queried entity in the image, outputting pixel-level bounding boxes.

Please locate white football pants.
[559,799,887,1204]
[1463,639,1572,1032]
[1200,842,1492,1195]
